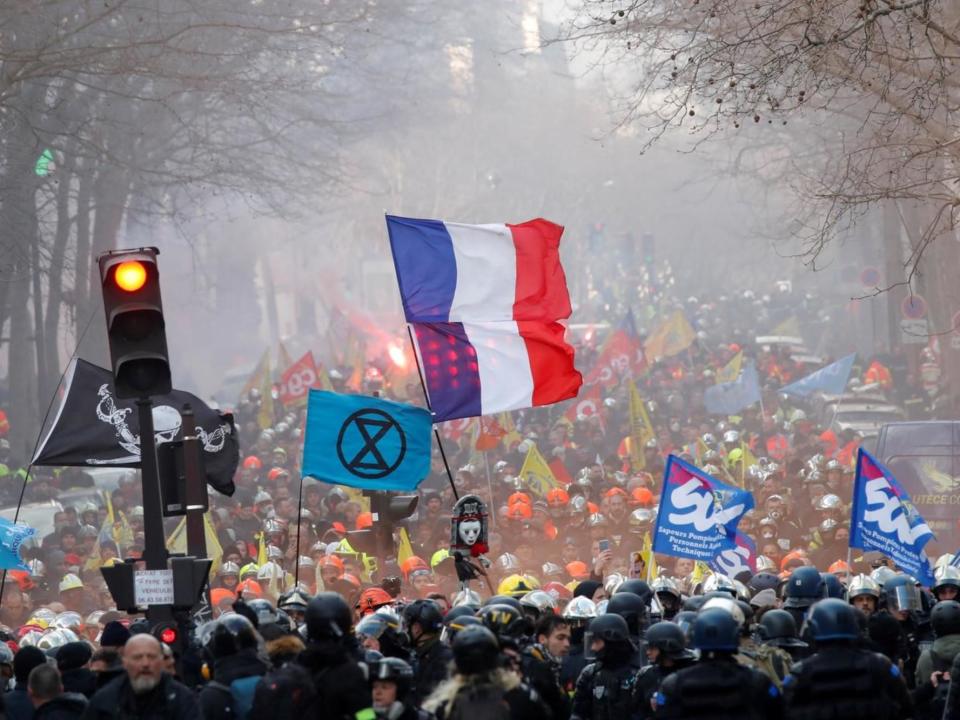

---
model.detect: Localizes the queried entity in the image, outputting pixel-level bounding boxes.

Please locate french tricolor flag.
[387,215,582,422]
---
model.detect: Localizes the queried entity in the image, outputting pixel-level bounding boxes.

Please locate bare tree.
[562,0,960,276]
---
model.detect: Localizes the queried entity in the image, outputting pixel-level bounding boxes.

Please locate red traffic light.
[114,261,148,292]
[159,626,178,645]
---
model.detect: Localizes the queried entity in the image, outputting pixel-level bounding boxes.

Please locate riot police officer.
[655,607,783,719]
[635,622,695,719]
[782,598,912,719]
[571,614,643,720]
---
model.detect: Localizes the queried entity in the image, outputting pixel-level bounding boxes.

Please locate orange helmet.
[341,573,362,589]
[357,587,394,615]
[508,492,532,507]
[631,488,654,508]
[236,580,263,599]
[400,556,429,580]
[267,467,288,482]
[242,456,262,471]
[566,561,590,581]
[587,501,599,514]
[604,487,628,499]
[780,550,808,573]
[319,555,345,576]
[210,588,237,607]
[546,488,570,507]
[828,560,851,575]
[356,512,373,530]
[506,503,533,521]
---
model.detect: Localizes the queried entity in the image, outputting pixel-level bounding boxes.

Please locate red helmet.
[267,467,288,482]
[242,456,262,471]
[357,587,393,615]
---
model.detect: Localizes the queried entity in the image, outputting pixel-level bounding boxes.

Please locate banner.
[715,351,743,385]
[780,353,856,397]
[850,449,936,585]
[302,390,432,491]
[32,359,239,496]
[703,362,761,416]
[518,443,561,498]
[652,455,754,561]
[628,381,656,470]
[709,531,757,578]
[644,311,696,361]
[278,351,322,407]
[0,517,35,571]
[584,311,645,387]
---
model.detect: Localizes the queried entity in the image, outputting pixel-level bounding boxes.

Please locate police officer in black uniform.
[403,599,454,706]
[655,607,783,720]
[782,598,912,720]
[635,622,695,719]
[782,567,824,631]
[296,592,373,720]
[571,613,644,720]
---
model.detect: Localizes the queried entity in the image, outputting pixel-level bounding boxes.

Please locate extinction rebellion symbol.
[336,408,407,479]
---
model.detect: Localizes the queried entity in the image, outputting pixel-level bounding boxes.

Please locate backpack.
[249,663,316,720]
[209,676,261,719]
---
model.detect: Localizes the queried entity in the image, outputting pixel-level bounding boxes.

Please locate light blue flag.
[850,449,936,585]
[703,362,761,415]
[780,353,856,397]
[302,390,432,492]
[652,455,755,562]
[0,517,36,571]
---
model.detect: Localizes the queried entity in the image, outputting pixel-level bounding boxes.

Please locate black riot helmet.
[616,580,653,605]
[804,599,860,642]
[452,625,501,675]
[931,600,960,638]
[477,603,529,645]
[482,595,524,613]
[402,599,444,636]
[606,592,646,636]
[757,609,807,649]
[368,656,415,700]
[207,614,259,660]
[784,567,825,609]
[644,621,695,661]
[305,592,352,642]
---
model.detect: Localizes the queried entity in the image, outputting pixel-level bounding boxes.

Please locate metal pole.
[294,471,304,588]
[138,399,167,570]
[405,325,459,500]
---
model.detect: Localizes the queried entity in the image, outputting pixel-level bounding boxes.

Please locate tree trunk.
[41,159,75,403]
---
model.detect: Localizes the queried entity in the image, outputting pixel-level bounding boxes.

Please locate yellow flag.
[641,531,654,577]
[500,412,522,450]
[257,531,268,566]
[518,443,560,498]
[345,333,365,392]
[166,514,223,580]
[242,350,274,428]
[644,311,696,360]
[716,351,743,384]
[772,316,801,337]
[277,342,293,374]
[690,561,710,586]
[397,527,415,567]
[628,381,656,470]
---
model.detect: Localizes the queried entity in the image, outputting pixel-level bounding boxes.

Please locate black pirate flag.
[32,359,238,496]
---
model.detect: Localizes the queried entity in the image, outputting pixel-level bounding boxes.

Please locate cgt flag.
[32,359,239,496]
[302,389,432,492]
[652,455,755,562]
[850,449,936,585]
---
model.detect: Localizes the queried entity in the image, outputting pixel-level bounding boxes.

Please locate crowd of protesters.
[0,280,957,719]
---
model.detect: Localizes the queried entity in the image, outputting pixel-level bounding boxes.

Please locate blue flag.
[652,455,755,562]
[703,361,761,415]
[780,353,855,397]
[0,517,36,571]
[850,448,936,585]
[710,531,757,578]
[302,390,432,492]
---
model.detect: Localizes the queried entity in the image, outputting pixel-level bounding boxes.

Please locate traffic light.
[97,247,171,399]
[348,492,420,565]
[152,620,181,655]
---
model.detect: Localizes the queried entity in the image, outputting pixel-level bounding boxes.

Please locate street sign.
[860,266,881,287]
[901,294,928,320]
[900,318,928,344]
[134,569,175,606]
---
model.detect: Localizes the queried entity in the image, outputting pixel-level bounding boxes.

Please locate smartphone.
[598,538,611,553]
